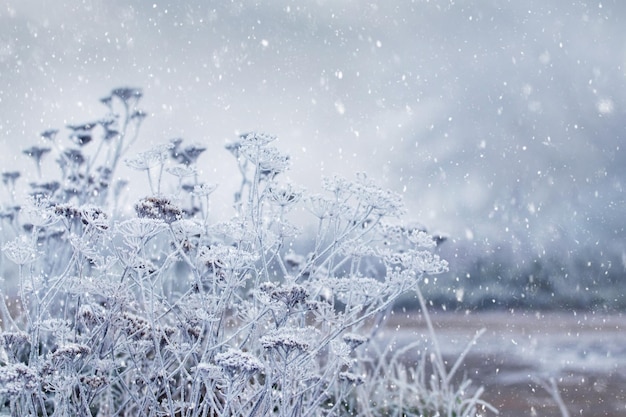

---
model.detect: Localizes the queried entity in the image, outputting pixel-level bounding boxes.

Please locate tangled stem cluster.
[0,89,493,417]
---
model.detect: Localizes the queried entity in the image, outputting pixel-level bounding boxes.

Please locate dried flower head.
[0,331,30,350]
[316,276,386,306]
[305,194,346,219]
[330,339,352,365]
[260,326,318,353]
[112,87,143,103]
[77,304,106,327]
[40,128,59,141]
[239,131,277,147]
[267,183,303,208]
[166,165,197,178]
[224,140,242,157]
[69,132,93,146]
[284,251,306,269]
[103,128,121,141]
[405,229,437,249]
[241,145,290,177]
[0,363,38,395]
[23,146,51,162]
[117,217,167,241]
[338,371,364,385]
[269,284,309,308]
[2,236,39,265]
[135,196,182,224]
[21,195,56,227]
[380,248,449,275]
[80,375,108,389]
[342,333,368,349]
[215,348,264,376]
[131,109,148,121]
[193,183,218,197]
[169,139,207,165]
[100,95,113,108]
[54,203,82,223]
[337,239,377,258]
[0,205,20,222]
[195,363,224,381]
[197,244,257,273]
[29,181,61,197]
[50,343,91,362]
[63,148,86,165]
[67,122,98,132]
[126,143,173,171]
[80,205,109,230]
[120,312,152,340]
[1,171,20,186]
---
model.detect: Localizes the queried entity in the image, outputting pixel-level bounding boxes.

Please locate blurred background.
[1,0,625,310]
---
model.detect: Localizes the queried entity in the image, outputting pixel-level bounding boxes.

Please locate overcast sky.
[1,0,625,263]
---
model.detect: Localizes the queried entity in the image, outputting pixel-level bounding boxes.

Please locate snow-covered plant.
[0,89,492,416]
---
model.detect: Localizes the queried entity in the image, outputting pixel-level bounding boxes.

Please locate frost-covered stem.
[307,280,416,360]
[233,158,250,216]
[459,385,498,416]
[152,337,177,416]
[328,214,381,276]
[414,281,448,396]
[85,132,107,179]
[203,383,223,416]
[110,99,130,171]
[221,376,244,417]
[536,377,571,417]
[0,289,19,331]
[309,217,328,262]
[279,357,289,417]
[35,159,43,179]
[202,193,211,227]
[301,386,330,417]
[299,356,345,415]
[248,148,273,283]
[446,327,486,388]
[199,307,272,364]
[145,166,156,194]
[248,147,261,224]
[272,241,291,279]
[35,392,48,417]
[2,183,15,205]
[39,251,78,315]
[17,263,32,328]
[296,209,377,282]
[156,161,165,195]
[120,117,143,160]
[110,349,150,410]
[166,224,202,284]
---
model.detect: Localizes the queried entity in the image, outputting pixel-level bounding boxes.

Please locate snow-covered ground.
[378,310,626,417]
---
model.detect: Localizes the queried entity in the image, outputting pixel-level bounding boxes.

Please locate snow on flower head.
[2,236,40,265]
[342,333,368,349]
[193,182,218,197]
[239,131,277,147]
[197,244,257,272]
[135,196,182,224]
[241,145,290,177]
[215,348,264,376]
[0,364,38,395]
[338,371,365,385]
[260,326,319,354]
